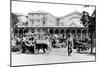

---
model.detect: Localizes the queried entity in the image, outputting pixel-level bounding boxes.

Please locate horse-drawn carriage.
[76,38,91,53]
[11,37,51,54]
[51,39,66,48]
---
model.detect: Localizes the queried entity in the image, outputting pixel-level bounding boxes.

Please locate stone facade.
[17,11,83,27]
[15,11,90,38]
[27,11,57,27]
[28,12,47,27]
[59,12,83,27]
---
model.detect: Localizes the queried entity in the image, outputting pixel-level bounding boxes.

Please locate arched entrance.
[49,29,54,34]
[82,29,86,37]
[24,28,29,34]
[55,29,59,34]
[60,29,64,34]
[14,28,18,36]
[77,29,81,37]
[19,28,24,37]
[65,29,70,35]
[71,29,75,36]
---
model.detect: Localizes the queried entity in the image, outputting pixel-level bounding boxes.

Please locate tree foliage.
[80,9,96,53]
[80,10,96,33]
[11,13,19,29]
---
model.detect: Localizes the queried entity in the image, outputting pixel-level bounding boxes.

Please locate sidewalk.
[12,48,95,66]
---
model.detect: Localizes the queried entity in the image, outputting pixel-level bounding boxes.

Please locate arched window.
[31,28,35,33]
[24,28,29,34]
[71,30,75,35]
[66,29,70,33]
[49,29,53,34]
[82,29,86,37]
[82,30,86,33]
[55,29,59,34]
[19,29,23,34]
[14,28,18,33]
[77,29,81,37]
[19,28,23,37]
[77,29,81,34]
[60,29,64,34]
[14,28,18,36]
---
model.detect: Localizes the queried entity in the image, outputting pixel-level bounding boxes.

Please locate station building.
[13,11,89,38]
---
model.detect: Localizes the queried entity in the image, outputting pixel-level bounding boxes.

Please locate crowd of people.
[11,32,91,56]
[11,33,52,54]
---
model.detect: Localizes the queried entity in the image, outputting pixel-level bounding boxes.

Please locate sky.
[12,0,95,17]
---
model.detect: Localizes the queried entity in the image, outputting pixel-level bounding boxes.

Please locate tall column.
[70,29,71,36]
[59,28,61,34]
[23,28,24,36]
[35,28,37,34]
[18,28,19,37]
[40,28,42,34]
[64,28,65,34]
[86,29,89,38]
[75,29,77,36]
[81,29,83,37]
[58,28,60,35]
[54,29,55,34]
[46,28,49,34]
[66,29,69,35]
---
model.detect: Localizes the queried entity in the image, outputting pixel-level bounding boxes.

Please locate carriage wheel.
[77,48,80,53]
[80,49,84,53]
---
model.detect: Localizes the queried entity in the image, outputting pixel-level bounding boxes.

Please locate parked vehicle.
[76,38,91,53]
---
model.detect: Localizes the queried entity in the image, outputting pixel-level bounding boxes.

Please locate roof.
[28,10,49,15]
[59,11,82,19]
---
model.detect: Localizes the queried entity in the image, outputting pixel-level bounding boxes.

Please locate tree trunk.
[90,32,93,54]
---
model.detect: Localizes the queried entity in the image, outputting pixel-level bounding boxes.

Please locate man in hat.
[67,34,73,56]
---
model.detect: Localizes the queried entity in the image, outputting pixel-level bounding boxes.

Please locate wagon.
[76,41,91,53]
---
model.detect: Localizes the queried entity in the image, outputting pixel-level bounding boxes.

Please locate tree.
[11,13,19,39]
[80,9,96,54]
[11,13,19,29]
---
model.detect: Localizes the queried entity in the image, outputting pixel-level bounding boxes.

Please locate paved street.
[12,48,95,66]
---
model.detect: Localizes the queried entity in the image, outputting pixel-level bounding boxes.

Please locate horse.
[34,40,51,54]
[35,43,48,54]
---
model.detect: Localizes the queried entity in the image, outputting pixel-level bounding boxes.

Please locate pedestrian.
[67,34,73,56]
[46,38,52,55]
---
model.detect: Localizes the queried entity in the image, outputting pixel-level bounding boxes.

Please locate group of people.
[11,34,52,54]
[11,32,90,56]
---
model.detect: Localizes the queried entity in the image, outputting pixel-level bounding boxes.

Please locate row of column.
[14,27,89,38]
[48,28,88,37]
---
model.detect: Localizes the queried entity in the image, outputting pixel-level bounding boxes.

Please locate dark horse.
[35,43,48,54]
[21,40,49,54]
[21,41,35,53]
